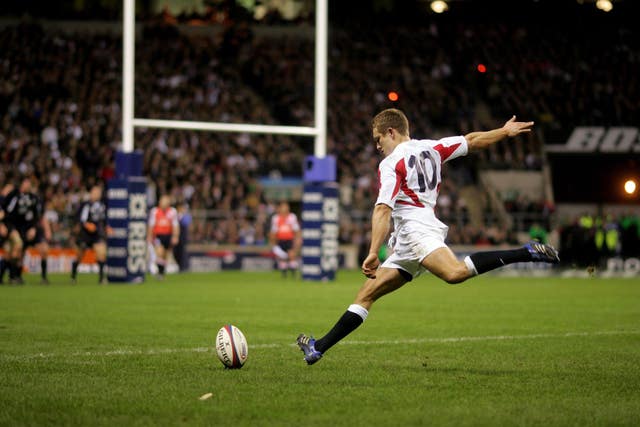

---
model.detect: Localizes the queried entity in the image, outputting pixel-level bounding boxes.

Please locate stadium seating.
[0,16,638,260]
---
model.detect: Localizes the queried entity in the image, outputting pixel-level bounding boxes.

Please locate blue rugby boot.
[524,241,560,263]
[296,334,323,365]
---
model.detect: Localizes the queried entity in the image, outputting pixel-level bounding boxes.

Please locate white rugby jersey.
[375,136,468,230]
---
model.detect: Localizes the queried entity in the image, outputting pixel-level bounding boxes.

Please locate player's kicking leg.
[297,241,559,365]
[297,268,407,365]
[454,241,559,281]
[419,241,559,285]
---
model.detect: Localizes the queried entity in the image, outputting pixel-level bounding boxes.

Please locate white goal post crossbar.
[122,0,328,157]
[131,118,317,137]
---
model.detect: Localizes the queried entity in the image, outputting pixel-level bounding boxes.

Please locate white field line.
[2,330,638,362]
[340,330,640,345]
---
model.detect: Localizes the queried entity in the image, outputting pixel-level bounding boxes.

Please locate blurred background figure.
[1,177,48,284]
[71,185,109,284]
[148,194,179,280]
[173,201,192,272]
[0,182,15,284]
[269,201,301,278]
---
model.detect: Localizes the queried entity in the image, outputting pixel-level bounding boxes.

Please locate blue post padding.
[125,177,147,283]
[106,179,129,283]
[115,150,144,179]
[303,155,336,182]
[301,182,339,281]
[106,155,147,283]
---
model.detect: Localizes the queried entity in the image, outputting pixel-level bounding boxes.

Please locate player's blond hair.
[372,108,410,136]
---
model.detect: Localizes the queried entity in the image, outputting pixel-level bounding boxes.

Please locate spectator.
[173,201,192,272]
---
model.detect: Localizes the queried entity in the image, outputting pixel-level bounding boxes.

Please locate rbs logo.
[321,197,339,272]
[127,192,147,275]
[129,194,147,219]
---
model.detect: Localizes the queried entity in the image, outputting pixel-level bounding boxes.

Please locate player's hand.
[84,222,97,233]
[171,236,179,246]
[361,252,380,279]
[502,115,534,137]
[106,226,114,236]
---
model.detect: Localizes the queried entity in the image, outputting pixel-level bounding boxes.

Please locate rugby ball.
[215,324,248,369]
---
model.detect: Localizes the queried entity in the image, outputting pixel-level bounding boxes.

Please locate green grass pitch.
[1,271,639,426]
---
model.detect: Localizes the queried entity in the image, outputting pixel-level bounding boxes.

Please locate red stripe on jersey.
[390,160,403,199]
[395,158,424,208]
[433,143,461,163]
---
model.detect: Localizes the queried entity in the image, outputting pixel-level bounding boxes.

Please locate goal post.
[121,0,328,156]
[114,0,336,282]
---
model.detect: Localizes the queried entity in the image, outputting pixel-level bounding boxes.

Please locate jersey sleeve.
[3,190,18,215]
[431,136,468,164]
[148,207,156,227]
[290,213,300,232]
[375,158,402,208]
[78,203,90,223]
[170,208,179,229]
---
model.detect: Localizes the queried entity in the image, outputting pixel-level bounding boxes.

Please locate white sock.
[272,245,288,260]
[347,304,369,321]
[464,256,478,276]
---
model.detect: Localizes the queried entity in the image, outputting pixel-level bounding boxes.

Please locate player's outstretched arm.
[465,116,534,152]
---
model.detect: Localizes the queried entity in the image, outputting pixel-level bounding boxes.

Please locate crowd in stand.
[1,13,639,255]
[557,212,640,269]
[0,22,302,245]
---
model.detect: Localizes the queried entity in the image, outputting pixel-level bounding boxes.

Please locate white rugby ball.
[215,324,248,369]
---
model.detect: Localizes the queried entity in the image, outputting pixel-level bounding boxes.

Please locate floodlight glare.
[596,0,613,12]
[430,1,449,14]
[624,179,637,195]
